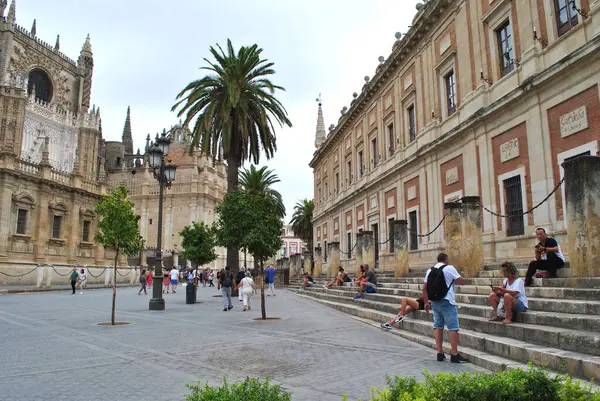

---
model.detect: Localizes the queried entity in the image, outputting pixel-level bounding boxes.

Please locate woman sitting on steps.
[488,261,528,325]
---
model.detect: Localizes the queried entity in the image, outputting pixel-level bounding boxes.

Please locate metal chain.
[86,267,107,278]
[339,241,358,255]
[0,265,38,277]
[378,236,392,245]
[479,177,564,218]
[116,269,132,277]
[52,266,73,277]
[406,214,447,238]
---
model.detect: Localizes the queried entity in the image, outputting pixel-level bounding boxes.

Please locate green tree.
[172,39,292,274]
[239,165,286,218]
[95,186,144,325]
[290,198,314,257]
[179,222,217,268]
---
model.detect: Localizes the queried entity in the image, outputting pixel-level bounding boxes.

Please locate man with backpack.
[422,253,469,364]
[218,266,236,311]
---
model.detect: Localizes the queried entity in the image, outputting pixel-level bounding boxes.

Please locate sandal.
[502,319,513,325]
[488,316,503,322]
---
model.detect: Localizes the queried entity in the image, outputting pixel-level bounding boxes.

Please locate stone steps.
[293,289,600,382]
[294,292,600,383]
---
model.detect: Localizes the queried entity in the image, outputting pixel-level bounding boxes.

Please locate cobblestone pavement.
[0,285,484,401]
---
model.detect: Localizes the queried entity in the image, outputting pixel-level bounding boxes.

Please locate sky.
[18,0,416,222]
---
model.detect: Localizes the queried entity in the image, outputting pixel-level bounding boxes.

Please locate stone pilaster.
[444,202,463,274]
[393,220,409,277]
[563,156,600,277]
[327,242,340,278]
[355,232,364,276]
[461,196,484,277]
[0,184,13,258]
[67,201,80,263]
[314,247,323,277]
[303,250,312,275]
[362,230,375,271]
[33,194,49,263]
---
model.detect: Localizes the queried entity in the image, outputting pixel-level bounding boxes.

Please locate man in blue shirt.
[265,265,276,296]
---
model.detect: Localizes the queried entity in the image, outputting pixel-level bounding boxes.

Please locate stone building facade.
[310,0,600,272]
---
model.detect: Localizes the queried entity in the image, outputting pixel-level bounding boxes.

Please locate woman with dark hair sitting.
[324,266,350,289]
[488,262,528,325]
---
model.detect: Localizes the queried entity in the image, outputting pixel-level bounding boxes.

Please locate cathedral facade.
[0,3,230,280]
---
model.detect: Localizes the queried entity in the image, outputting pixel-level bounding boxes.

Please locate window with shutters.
[16,209,27,234]
[409,210,418,250]
[504,176,524,237]
[555,0,578,36]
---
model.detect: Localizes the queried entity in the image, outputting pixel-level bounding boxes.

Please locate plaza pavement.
[0,285,484,401]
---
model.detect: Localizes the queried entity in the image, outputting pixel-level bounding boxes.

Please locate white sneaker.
[80,292,83,295]
[394,315,405,324]
[380,323,393,330]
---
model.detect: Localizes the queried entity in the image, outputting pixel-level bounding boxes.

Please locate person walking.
[423,253,469,363]
[162,268,170,293]
[146,269,153,293]
[237,271,257,311]
[169,268,179,294]
[70,267,79,295]
[265,265,276,296]
[236,269,246,302]
[218,266,235,311]
[208,270,214,287]
[138,269,148,295]
[77,268,87,295]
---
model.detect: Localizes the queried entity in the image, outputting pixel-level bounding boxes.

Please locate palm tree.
[239,165,285,218]
[290,199,314,257]
[172,39,292,273]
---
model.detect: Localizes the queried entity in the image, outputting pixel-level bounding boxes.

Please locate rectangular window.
[325,183,328,199]
[555,0,578,36]
[445,70,457,115]
[347,160,352,184]
[372,223,379,263]
[408,210,418,250]
[387,124,395,155]
[504,176,525,237]
[388,218,395,253]
[318,187,321,203]
[82,221,91,242]
[52,215,62,239]
[347,232,352,258]
[497,21,515,77]
[358,151,364,177]
[371,137,378,168]
[335,172,339,193]
[323,240,328,262]
[149,218,153,225]
[16,209,27,235]
[408,105,416,142]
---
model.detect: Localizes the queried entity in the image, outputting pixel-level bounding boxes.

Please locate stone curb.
[0,284,138,295]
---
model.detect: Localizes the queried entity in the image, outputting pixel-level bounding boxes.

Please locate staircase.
[290,266,600,382]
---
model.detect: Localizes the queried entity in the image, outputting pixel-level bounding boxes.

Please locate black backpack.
[221,271,232,287]
[426,264,453,301]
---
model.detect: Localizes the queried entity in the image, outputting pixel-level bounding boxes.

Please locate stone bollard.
[303,250,312,275]
[282,257,290,272]
[327,242,340,278]
[290,254,300,277]
[563,156,600,277]
[130,267,138,285]
[461,196,484,277]
[104,266,112,287]
[36,264,44,288]
[393,220,409,277]
[45,264,53,288]
[362,231,375,271]
[444,202,464,274]
[294,254,303,277]
[355,232,364,276]
[314,247,323,277]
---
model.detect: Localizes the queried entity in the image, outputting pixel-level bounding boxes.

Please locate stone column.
[173,252,179,268]
[355,232,364,276]
[34,194,49,263]
[0,184,13,258]
[563,156,600,277]
[303,250,312,275]
[327,242,340,278]
[461,196,484,277]
[362,230,375,271]
[295,254,303,277]
[282,257,290,271]
[289,254,299,277]
[314,247,323,277]
[444,202,463,272]
[393,220,409,277]
[67,202,80,264]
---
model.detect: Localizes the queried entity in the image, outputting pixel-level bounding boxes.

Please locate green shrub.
[186,377,291,401]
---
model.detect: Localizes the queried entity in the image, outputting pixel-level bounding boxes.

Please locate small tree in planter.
[179,222,218,270]
[95,186,144,325]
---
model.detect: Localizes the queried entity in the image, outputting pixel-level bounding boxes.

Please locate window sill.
[79,242,94,249]
[12,234,31,241]
[49,238,66,246]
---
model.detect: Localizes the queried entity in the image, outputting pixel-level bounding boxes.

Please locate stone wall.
[0,263,137,287]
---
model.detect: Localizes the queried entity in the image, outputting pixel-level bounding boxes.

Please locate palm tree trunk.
[226,150,240,276]
[111,250,119,326]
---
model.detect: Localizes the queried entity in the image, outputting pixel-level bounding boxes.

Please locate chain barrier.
[52,266,73,277]
[116,269,132,277]
[86,267,107,278]
[479,177,564,218]
[339,241,358,255]
[378,236,392,245]
[0,265,38,277]
[407,214,447,238]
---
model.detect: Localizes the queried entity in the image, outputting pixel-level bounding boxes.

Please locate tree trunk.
[226,150,240,276]
[260,259,266,319]
[111,250,119,326]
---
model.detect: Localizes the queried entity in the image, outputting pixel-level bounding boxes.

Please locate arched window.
[27,69,53,103]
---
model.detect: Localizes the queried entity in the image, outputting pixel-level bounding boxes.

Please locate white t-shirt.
[240,277,254,294]
[503,278,528,309]
[424,263,461,305]
[78,273,87,281]
[170,269,179,280]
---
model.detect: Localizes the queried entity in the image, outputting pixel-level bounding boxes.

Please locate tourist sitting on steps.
[488,262,528,325]
[525,227,565,286]
[324,266,350,289]
[352,265,366,286]
[302,272,314,290]
[354,264,377,299]
[380,296,428,330]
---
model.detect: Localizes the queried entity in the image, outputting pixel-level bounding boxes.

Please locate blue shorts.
[431,299,459,331]
[513,297,528,313]
[171,279,178,285]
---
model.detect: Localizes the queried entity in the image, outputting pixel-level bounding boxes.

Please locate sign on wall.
[445,166,459,185]
[560,106,588,138]
[500,138,519,163]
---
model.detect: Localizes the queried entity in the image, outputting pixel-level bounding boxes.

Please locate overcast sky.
[19,0,416,222]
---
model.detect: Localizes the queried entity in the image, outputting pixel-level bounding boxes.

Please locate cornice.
[309,0,452,168]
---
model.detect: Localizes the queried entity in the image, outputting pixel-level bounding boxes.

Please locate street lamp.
[132,130,177,311]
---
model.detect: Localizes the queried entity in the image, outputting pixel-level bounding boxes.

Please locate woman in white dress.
[237,271,256,311]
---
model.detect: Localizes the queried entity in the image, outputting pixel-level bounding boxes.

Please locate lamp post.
[133,129,177,311]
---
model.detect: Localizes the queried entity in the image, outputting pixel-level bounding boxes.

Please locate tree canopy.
[179,221,218,268]
[239,165,285,218]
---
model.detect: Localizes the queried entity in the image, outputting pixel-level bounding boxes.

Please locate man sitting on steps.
[525,227,565,287]
[354,264,377,300]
